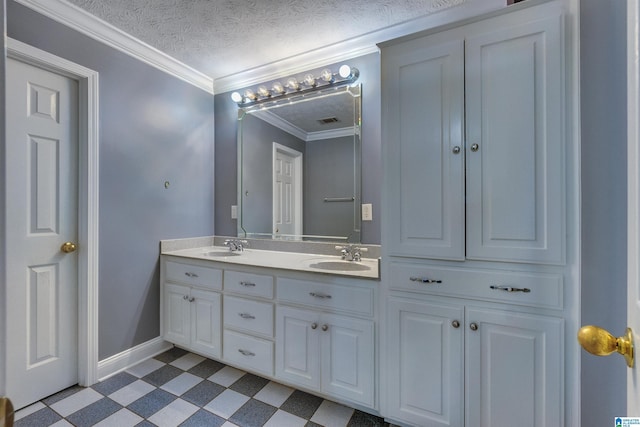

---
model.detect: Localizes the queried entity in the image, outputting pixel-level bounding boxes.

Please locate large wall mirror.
[237,84,362,242]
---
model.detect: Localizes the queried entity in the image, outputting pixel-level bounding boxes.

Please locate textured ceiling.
[65,0,464,80]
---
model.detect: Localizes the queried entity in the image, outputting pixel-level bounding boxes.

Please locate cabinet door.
[164,283,190,347]
[275,306,321,390]
[386,297,464,427]
[320,313,374,407]
[190,288,222,359]
[465,11,564,264]
[465,308,563,427]
[382,30,465,260]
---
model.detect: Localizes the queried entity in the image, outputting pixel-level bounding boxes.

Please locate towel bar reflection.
[323,197,355,202]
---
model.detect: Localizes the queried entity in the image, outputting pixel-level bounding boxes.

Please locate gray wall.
[215,52,382,244]
[7,1,215,360]
[304,136,358,239]
[240,114,305,235]
[580,0,627,424]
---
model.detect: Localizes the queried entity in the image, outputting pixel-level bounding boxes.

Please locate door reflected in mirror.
[238,84,362,242]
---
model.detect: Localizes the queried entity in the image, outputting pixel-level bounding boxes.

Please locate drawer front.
[224,270,274,299]
[223,330,274,376]
[224,295,274,337]
[278,278,374,317]
[389,262,563,309]
[165,261,222,290]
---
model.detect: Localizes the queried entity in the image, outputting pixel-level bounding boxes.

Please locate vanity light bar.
[230,65,359,107]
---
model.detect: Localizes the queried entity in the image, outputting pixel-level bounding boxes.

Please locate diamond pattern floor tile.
[16,348,391,427]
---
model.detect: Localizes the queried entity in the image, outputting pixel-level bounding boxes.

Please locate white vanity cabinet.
[380,3,570,426]
[386,294,563,427]
[222,269,275,377]
[382,3,564,265]
[160,252,380,411]
[162,259,223,359]
[275,277,376,408]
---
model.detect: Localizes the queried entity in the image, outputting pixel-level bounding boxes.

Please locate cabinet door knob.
[183,295,189,300]
[322,324,329,331]
[470,322,479,331]
[188,297,195,302]
[452,320,460,329]
[311,323,318,330]
[452,146,461,154]
[471,143,480,152]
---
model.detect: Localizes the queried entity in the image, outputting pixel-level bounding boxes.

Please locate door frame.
[628,0,640,412]
[272,142,303,237]
[5,38,100,387]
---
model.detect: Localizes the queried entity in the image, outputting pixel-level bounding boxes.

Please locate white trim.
[214,0,505,93]
[97,337,173,381]
[6,38,100,387]
[306,127,358,142]
[13,0,214,94]
[628,0,640,412]
[253,110,307,141]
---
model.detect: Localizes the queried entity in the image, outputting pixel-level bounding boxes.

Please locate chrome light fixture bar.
[230,64,359,107]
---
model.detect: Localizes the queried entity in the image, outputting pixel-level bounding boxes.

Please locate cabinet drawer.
[389,262,563,309]
[165,261,222,290]
[224,295,274,337]
[224,270,274,299]
[278,278,374,317]
[223,330,274,376]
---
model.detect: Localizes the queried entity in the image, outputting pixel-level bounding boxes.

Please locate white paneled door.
[6,57,79,409]
[273,143,302,237]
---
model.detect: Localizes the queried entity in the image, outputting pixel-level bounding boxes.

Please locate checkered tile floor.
[14,347,390,427]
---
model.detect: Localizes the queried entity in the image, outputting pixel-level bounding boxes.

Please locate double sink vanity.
[160,236,381,411]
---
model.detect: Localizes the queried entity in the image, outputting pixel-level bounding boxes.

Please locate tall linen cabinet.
[380,2,572,427]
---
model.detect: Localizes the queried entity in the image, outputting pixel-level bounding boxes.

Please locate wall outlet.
[362,203,373,221]
[231,205,238,219]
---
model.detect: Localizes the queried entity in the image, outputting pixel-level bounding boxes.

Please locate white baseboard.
[97,337,173,381]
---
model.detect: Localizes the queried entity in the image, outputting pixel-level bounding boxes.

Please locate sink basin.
[308,261,372,272]
[203,250,240,257]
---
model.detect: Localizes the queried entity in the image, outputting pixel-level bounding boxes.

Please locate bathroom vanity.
[160,237,381,412]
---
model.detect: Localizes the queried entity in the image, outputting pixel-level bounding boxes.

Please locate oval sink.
[308,261,371,272]
[203,250,240,257]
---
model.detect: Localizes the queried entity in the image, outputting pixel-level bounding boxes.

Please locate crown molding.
[13,0,214,94]
[306,127,358,142]
[213,0,505,93]
[252,110,308,141]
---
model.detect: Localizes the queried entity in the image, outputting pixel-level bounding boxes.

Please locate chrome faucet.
[335,244,368,262]
[224,239,248,252]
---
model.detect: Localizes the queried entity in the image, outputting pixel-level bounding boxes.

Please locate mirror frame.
[236,84,362,242]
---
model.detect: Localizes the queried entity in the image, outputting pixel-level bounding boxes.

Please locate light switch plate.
[362,203,373,221]
[231,205,238,219]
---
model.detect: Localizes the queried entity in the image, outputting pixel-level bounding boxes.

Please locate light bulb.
[338,64,352,79]
[244,89,257,101]
[257,85,270,97]
[320,68,333,82]
[230,92,243,103]
[286,77,299,90]
[272,82,285,94]
[303,73,316,87]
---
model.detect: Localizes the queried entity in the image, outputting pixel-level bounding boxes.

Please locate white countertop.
[162,246,380,279]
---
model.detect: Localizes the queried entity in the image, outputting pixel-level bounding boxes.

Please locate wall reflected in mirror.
[238,84,362,242]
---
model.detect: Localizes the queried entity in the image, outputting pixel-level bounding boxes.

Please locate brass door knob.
[577,325,634,368]
[61,242,77,253]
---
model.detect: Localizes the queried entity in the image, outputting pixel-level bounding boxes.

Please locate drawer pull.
[410,277,442,284]
[490,285,531,293]
[185,272,199,278]
[309,292,332,299]
[240,281,256,287]
[238,349,255,357]
[238,312,256,320]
